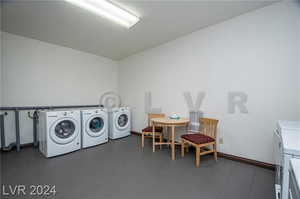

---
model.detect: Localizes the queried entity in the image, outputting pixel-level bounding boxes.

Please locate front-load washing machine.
[81,108,108,148]
[109,107,131,139]
[38,110,81,158]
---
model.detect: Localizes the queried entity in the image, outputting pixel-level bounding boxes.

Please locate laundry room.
[1,1,300,199]
[1,31,119,150]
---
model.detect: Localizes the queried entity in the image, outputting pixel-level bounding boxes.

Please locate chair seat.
[181,133,215,144]
[142,126,163,133]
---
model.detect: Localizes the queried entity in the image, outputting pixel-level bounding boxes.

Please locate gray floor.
[1,135,275,199]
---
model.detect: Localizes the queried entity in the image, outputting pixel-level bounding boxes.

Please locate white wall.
[0,32,2,147]
[0,6,2,108]
[0,31,2,108]
[2,32,118,106]
[0,35,2,108]
[2,32,118,146]
[298,5,300,120]
[119,2,300,164]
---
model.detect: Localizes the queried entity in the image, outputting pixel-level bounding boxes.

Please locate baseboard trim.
[131,131,140,135]
[1,143,35,152]
[131,131,275,170]
[217,152,275,170]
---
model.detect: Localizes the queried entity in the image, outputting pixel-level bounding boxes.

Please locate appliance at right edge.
[109,107,131,139]
[274,120,300,199]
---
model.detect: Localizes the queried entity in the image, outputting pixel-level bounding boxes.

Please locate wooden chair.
[181,118,219,167]
[141,113,165,148]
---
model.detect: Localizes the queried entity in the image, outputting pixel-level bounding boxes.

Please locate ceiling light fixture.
[65,0,140,28]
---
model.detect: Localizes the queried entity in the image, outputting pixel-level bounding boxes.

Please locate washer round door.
[115,112,129,130]
[85,114,106,137]
[50,118,79,145]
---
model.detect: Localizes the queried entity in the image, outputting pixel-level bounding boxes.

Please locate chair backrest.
[199,118,219,139]
[148,113,165,126]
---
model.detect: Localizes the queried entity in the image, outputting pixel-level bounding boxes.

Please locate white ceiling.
[1,0,276,60]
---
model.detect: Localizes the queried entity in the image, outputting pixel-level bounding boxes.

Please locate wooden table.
[151,117,190,160]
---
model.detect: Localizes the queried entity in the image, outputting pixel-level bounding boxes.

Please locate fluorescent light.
[65,0,140,28]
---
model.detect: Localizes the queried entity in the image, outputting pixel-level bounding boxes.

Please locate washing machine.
[109,107,131,139]
[81,108,108,148]
[38,110,81,158]
[274,120,300,199]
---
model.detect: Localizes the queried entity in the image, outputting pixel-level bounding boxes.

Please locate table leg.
[152,124,155,152]
[166,126,170,149]
[171,125,175,160]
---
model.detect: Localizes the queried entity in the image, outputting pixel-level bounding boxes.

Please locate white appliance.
[289,159,300,199]
[38,110,81,158]
[109,107,130,139]
[274,120,300,199]
[81,108,108,148]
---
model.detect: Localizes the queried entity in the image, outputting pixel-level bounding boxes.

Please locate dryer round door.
[85,114,106,137]
[115,112,129,130]
[50,117,79,145]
